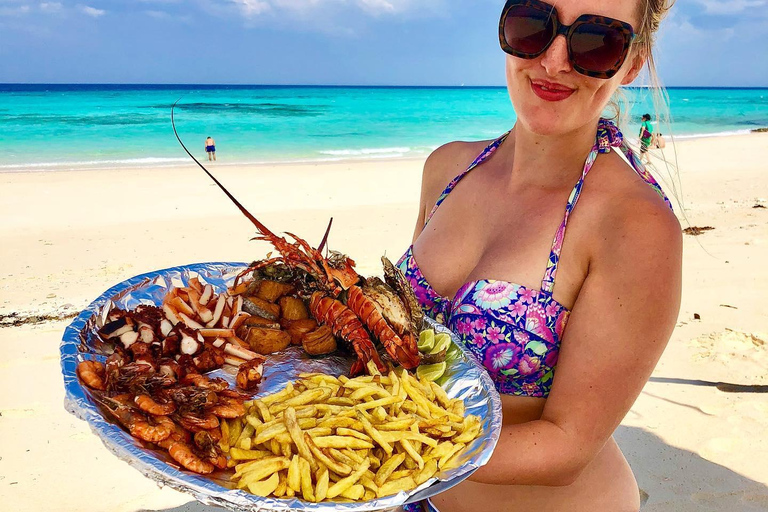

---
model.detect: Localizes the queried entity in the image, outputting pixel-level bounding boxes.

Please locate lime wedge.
[431,333,452,355]
[445,344,462,362]
[418,329,435,352]
[416,361,447,382]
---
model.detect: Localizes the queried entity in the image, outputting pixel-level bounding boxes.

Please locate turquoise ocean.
[1,84,766,172]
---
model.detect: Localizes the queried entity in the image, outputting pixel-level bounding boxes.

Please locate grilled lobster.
[172,105,421,374]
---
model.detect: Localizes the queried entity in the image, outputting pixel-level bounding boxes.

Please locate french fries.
[225,369,483,503]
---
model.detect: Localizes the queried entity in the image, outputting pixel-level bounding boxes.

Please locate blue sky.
[0,0,766,86]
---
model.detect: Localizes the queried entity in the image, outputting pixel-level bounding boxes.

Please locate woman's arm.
[471,195,682,486]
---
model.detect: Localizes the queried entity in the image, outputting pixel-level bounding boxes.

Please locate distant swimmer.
[205,136,216,161]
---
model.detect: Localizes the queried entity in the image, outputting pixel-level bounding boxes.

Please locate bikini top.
[397,119,672,397]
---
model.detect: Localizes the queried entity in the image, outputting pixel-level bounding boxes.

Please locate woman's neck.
[505,118,601,189]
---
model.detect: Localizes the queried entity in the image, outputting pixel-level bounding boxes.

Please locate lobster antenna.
[171,100,278,239]
[318,218,334,255]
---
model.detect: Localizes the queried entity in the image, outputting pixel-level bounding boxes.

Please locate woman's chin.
[517,110,573,137]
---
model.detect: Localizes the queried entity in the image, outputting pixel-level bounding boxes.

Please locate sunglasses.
[499,0,635,79]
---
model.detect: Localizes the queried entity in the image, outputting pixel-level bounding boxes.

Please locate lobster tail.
[394,333,421,370]
[346,286,420,370]
[309,292,387,375]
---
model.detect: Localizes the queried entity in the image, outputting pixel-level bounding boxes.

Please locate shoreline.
[2,130,767,175]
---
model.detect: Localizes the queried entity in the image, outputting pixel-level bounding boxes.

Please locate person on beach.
[205,136,216,161]
[399,1,680,511]
[639,113,654,163]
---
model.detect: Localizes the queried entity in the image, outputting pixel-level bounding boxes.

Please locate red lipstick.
[530,79,575,102]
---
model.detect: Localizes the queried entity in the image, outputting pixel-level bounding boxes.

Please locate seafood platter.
[60,113,502,511]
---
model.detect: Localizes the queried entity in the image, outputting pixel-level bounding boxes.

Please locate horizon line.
[1,82,767,90]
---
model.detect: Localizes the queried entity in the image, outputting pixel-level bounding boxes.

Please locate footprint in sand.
[690,330,768,384]
[741,493,768,508]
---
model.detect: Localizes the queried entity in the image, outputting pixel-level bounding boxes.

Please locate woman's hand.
[471,187,682,487]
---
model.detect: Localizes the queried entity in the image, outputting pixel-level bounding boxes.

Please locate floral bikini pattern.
[398,119,672,399]
[451,280,569,396]
[398,246,569,397]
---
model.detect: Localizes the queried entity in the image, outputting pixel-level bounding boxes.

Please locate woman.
[398,1,681,511]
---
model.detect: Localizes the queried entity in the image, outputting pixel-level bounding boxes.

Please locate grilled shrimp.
[182,373,228,391]
[177,413,220,432]
[104,399,172,443]
[155,415,191,443]
[77,360,106,390]
[207,396,246,419]
[135,394,177,416]
[193,431,227,469]
[161,440,215,474]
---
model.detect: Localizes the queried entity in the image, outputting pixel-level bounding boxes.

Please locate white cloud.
[39,2,63,12]
[79,4,105,17]
[228,0,441,18]
[232,0,271,16]
[694,0,767,15]
[0,4,30,16]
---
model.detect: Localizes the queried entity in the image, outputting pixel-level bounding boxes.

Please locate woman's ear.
[621,47,648,85]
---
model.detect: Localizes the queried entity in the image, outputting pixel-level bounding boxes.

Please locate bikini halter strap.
[540,119,673,294]
[424,131,511,226]
[421,119,672,296]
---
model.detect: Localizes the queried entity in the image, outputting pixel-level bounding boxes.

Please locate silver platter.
[61,262,502,511]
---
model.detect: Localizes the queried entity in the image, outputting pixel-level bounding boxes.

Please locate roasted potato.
[279,296,309,321]
[256,281,295,303]
[284,319,319,346]
[301,325,337,356]
[241,326,292,355]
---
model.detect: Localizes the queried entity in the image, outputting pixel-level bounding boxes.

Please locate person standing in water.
[639,114,654,163]
[205,136,216,161]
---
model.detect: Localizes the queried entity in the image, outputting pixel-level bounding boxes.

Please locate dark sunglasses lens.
[503,6,555,56]
[570,23,628,73]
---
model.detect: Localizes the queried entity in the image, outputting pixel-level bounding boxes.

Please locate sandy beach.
[1,133,767,511]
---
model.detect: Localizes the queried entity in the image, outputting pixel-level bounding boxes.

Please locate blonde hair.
[607,0,684,207]
[633,0,674,127]
[606,0,674,124]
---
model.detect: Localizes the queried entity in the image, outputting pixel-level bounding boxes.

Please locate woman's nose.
[539,35,572,76]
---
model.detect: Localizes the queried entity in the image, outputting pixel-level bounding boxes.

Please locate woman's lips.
[530,79,575,102]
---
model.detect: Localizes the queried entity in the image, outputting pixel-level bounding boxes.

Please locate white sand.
[1,133,767,510]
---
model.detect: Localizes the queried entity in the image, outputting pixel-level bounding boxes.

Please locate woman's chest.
[415,181,581,300]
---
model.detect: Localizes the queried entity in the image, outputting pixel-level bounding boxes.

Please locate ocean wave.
[670,129,754,140]
[0,157,190,172]
[318,147,412,156]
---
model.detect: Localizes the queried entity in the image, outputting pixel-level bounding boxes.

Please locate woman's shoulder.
[585,152,681,256]
[421,139,496,195]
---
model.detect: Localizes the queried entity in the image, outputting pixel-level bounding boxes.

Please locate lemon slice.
[416,361,447,382]
[431,333,452,355]
[418,329,435,352]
